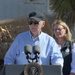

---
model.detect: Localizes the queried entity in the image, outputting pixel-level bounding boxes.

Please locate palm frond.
[50,0,75,26]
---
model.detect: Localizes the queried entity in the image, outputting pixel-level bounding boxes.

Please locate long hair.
[52,20,72,41]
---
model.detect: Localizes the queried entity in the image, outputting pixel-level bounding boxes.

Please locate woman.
[52,20,75,75]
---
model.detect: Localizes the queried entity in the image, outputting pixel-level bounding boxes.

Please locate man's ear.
[42,21,45,27]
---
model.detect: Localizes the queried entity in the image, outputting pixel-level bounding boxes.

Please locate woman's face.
[53,24,66,39]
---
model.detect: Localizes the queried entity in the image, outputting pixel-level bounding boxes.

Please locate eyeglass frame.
[53,28,65,32]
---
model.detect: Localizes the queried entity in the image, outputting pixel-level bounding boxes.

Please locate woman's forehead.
[54,24,64,28]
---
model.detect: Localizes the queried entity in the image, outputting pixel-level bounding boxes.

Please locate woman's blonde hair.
[52,20,72,41]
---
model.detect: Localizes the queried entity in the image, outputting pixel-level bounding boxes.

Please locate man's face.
[28,19,45,37]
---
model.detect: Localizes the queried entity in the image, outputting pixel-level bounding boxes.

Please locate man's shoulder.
[18,31,29,35]
[16,31,29,38]
[41,32,55,41]
[41,32,51,37]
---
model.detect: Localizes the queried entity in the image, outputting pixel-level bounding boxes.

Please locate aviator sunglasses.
[28,20,39,25]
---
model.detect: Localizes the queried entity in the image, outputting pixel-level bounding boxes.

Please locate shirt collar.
[28,30,43,41]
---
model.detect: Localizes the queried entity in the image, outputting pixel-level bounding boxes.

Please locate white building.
[0,0,52,20]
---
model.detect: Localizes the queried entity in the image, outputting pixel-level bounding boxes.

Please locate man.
[4,11,63,67]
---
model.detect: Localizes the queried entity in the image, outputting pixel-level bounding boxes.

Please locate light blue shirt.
[4,31,63,67]
[71,43,75,73]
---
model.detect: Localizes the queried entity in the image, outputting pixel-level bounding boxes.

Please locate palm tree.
[50,0,75,27]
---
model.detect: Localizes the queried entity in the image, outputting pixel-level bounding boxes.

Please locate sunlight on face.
[53,24,66,39]
[29,19,45,37]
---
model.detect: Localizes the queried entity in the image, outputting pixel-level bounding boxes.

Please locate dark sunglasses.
[28,20,39,25]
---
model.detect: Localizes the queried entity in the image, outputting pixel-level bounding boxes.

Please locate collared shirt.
[4,31,63,67]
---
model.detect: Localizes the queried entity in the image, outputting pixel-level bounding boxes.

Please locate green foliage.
[50,0,75,27]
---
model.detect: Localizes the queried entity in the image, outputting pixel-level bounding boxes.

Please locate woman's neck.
[56,39,65,47]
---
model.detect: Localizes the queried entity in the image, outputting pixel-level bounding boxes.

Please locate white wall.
[0,0,50,20]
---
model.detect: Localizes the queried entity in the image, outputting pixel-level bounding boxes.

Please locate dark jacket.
[61,41,73,75]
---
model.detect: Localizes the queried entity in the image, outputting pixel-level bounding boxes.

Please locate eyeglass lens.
[28,20,39,25]
[54,28,64,32]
